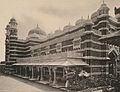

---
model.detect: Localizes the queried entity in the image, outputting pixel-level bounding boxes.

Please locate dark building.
[4,2,120,83]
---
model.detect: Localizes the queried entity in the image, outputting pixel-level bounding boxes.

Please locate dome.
[10,17,16,22]
[5,24,10,30]
[28,25,47,40]
[54,29,62,34]
[53,29,62,36]
[91,11,99,19]
[28,25,46,36]
[28,33,40,39]
[91,2,109,21]
[99,3,109,11]
[83,19,93,26]
[98,3,109,15]
[9,17,18,25]
[63,23,73,30]
[47,33,53,39]
[75,18,86,26]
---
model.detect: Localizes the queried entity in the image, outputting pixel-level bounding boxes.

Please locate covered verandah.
[13,58,89,87]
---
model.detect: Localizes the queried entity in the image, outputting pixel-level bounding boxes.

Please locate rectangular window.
[50,44,56,49]
[86,50,91,56]
[62,46,73,52]
[49,50,57,54]
[101,44,106,50]
[41,46,47,51]
[86,42,91,47]
[101,52,106,57]
[101,31,107,35]
[92,67,102,72]
[73,40,80,46]
[62,39,73,46]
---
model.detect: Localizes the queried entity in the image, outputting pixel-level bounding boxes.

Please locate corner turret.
[5,17,18,36]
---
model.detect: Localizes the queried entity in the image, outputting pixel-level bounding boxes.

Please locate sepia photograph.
[0,0,120,92]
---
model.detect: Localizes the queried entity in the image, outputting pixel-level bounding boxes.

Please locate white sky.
[0,0,119,61]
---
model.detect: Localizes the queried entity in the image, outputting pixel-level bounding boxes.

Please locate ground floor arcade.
[13,64,89,87]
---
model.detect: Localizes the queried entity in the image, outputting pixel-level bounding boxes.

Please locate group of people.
[63,68,90,91]
[63,68,119,92]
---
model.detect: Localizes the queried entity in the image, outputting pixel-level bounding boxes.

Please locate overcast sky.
[0,0,119,61]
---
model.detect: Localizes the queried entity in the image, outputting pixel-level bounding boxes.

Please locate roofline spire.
[88,15,89,19]
[37,24,39,28]
[69,22,71,25]
[103,0,105,4]
[59,27,61,30]
[81,16,83,19]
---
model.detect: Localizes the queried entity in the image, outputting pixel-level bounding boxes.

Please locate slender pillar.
[53,67,57,85]
[29,67,31,78]
[63,68,65,77]
[49,67,52,83]
[37,67,40,80]
[17,67,18,74]
[20,66,22,76]
[23,66,25,76]
[31,66,34,79]
[115,59,117,77]
[40,67,43,81]
[25,66,27,77]
[15,66,17,74]
[89,60,92,76]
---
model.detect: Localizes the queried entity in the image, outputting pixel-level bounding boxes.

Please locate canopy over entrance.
[108,48,119,59]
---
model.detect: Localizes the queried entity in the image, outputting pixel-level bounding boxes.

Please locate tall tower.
[5,18,18,74]
[5,17,18,62]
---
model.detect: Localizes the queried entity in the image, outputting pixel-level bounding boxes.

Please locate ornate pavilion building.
[4,2,120,86]
[99,7,120,76]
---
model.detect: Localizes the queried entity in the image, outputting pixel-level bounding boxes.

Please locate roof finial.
[81,16,83,19]
[88,15,89,19]
[69,22,71,25]
[103,0,105,4]
[12,14,15,19]
[37,24,39,28]
[59,27,61,30]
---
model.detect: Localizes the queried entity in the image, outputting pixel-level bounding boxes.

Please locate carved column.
[31,66,34,79]
[25,66,27,77]
[49,66,52,83]
[53,67,57,85]
[20,66,22,76]
[37,66,40,80]
[40,66,43,81]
